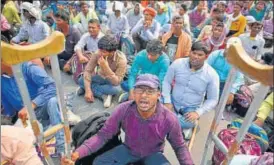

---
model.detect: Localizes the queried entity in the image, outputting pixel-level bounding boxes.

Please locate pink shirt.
[1,126,43,165]
[1,14,11,31]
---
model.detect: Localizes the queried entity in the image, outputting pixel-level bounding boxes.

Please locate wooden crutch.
[1,31,72,165]
[200,38,273,165]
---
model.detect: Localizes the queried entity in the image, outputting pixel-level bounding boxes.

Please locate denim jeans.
[93,144,171,165]
[34,97,65,154]
[121,80,129,92]
[175,107,198,129]
[78,75,120,100]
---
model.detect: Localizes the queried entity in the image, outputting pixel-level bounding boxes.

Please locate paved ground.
[47,45,273,165]
[47,70,230,165]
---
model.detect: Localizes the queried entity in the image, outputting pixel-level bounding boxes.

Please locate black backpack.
[72,111,122,165]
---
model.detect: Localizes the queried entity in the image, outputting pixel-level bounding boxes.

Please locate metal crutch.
[1,31,72,164]
[201,38,274,165]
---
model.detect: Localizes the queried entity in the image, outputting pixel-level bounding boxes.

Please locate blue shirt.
[249,6,266,21]
[162,58,219,116]
[128,50,170,90]
[1,62,56,116]
[95,0,106,14]
[155,12,169,27]
[11,20,50,44]
[207,50,245,94]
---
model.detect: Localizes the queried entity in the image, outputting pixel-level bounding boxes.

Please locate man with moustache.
[61,74,194,165]
[43,11,81,70]
[162,41,219,139]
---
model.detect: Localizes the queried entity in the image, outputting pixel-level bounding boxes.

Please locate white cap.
[157,2,166,9]
[114,1,124,11]
[246,16,256,24]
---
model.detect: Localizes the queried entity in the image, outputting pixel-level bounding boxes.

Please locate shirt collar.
[90,31,104,39]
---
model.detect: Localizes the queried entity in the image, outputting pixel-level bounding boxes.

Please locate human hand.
[254,118,264,127]
[63,63,71,72]
[84,90,95,103]
[44,57,51,65]
[61,152,79,165]
[184,111,199,122]
[226,93,234,105]
[10,40,17,45]
[78,55,89,64]
[18,107,29,122]
[97,56,108,68]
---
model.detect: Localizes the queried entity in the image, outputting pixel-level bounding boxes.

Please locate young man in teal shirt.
[119,39,170,102]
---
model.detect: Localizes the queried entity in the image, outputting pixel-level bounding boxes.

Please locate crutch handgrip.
[226,42,273,86]
[44,124,64,138]
[1,31,65,65]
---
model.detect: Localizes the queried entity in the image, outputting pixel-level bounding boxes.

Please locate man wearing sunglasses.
[61,74,193,165]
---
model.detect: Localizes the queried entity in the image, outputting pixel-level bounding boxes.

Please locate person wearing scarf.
[201,22,226,55]
[197,14,224,41]
[162,15,192,61]
[226,2,247,37]
[126,3,143,31]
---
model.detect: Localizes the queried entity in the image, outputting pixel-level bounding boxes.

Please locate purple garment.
[188,9,206,27]
[263,19,273,35]
[75,101,194,165]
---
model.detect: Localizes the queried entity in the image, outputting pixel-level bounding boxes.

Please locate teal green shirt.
[128,50,170,90]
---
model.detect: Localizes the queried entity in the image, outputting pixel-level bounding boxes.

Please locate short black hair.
[88,19,100,26]
[212,15,224,23]
[235,2,244,8]
[214,22,225,28]
[54,10,70,24]
[172,15,184,23]
[191,41,210,55]
[212,8,221,14]
[180,4,188,11]
[261,52,274,65]
[146,39,164,55]
[98,35,119,52]
[80,2,89,7]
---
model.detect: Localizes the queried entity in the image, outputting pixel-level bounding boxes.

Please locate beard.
[190,59,203,68]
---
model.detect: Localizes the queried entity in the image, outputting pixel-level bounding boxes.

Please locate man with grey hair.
[119,39,170,102]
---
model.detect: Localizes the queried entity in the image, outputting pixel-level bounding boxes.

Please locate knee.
[93,155,103,165]
[47,97,59,111]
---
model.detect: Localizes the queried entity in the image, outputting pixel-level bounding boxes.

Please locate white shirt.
[107,13,129,35]
[74,31,105,52]
[12,20,50,44]
[239,33,265,60]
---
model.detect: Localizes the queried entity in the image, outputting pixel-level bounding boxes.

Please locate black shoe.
[76,87,85,96]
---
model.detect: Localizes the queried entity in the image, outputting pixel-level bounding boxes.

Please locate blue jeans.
[35,97,65,154]
[121,80,129,92]
[93,144,171,165]
[78,75,120,99]
[219,82,226,98]
[175,107,198,129]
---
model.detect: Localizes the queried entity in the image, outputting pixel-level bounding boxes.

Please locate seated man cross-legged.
[77,35,127,108]
[1,61,66,155]
[162,41,220,139]
[62,74,194,165]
